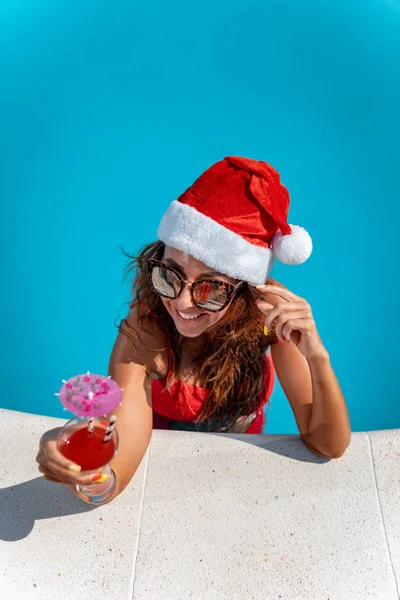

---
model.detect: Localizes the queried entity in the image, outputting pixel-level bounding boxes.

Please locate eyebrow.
[165,258,225,279]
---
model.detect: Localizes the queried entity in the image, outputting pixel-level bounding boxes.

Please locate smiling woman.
[122,239,273,434]
[36,156,351,500]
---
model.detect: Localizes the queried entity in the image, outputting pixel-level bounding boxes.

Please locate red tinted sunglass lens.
[197,282,213,303]
[194,282,228,311]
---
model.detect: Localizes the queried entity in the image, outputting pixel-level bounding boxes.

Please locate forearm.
[304,351,351,458]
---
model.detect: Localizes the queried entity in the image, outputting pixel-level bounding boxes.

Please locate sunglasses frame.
[147,258,245,313]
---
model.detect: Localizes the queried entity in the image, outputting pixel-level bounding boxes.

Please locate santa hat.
[157,156,312,286]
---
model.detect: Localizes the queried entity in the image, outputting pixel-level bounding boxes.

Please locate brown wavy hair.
[119,241,275,431]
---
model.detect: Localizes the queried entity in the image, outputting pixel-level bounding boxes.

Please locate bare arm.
[36,311,155,500]
[106,315,154,499]
[258,279,351,459]
[271,342,350,458]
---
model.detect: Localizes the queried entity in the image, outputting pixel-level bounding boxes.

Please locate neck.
[183,334,207,355]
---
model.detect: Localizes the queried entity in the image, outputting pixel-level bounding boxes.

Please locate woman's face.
[159,246,239,338]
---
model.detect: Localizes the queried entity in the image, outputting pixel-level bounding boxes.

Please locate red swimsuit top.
[128,303,274,424]
[151,353,274,423]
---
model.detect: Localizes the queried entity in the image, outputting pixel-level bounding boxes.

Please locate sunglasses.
[147,258,245,312]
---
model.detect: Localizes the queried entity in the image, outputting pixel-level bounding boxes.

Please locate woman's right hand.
[36,428,103,487]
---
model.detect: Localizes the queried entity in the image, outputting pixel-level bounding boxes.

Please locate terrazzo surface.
[0,409,399,599]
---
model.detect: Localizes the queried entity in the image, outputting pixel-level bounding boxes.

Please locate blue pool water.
[1,0,399,433]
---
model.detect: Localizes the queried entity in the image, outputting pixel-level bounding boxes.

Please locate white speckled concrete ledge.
[0,409,399,600]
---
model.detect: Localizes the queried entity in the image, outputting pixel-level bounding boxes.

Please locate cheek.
[205,306,230,327]
[161,297,171,313]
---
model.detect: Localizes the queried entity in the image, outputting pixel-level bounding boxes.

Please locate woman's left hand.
[255,283,327,360]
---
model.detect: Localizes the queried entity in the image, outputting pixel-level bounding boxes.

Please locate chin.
[171,315,210,338]
[176,327,204,338]
[163,302,213,337]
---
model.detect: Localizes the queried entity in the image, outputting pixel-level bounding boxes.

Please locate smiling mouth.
[175,309,207,322]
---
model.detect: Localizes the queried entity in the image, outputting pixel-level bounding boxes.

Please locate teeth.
[177,311,200,320]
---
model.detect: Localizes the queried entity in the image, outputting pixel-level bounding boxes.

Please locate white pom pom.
[272,225,312,265]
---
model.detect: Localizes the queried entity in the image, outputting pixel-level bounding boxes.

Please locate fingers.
[255,300,274,313]
[39,460,105,486]
[255,295,314,343]
[259,301,306,326]
[38,438,81,471]
[256,284,301,303]
[37,433,106,487]
[37,438,83,481]
[38,464,63,483]
[44,458,102,486]
[281,317,315,342]
[273,309,312,342]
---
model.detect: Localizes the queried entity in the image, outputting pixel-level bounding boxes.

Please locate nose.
[174,281,195,311]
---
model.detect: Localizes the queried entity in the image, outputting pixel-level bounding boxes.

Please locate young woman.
[37,156,351,501]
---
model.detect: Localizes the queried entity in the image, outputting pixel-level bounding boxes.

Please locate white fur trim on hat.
[157,201,274,285]
[272,225,312,265]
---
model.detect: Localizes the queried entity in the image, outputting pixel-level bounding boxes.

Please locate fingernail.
[278,339,284,346]
[264,325,269,336]
[256,284,267,289]
[96,474,109,483]
[92,473,102,481]
[68,464,81,473]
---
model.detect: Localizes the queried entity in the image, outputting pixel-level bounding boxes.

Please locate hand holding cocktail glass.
[37,372,122,505]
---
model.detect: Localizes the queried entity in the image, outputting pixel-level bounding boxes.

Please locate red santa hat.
[157,156,312,286]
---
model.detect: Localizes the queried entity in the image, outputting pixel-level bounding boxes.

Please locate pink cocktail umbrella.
[56,372,123,417]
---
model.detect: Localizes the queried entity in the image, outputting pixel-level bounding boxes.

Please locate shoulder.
[125,307,161,347]
[115,307,168,374]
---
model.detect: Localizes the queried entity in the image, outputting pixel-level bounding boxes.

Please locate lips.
[174,308,207,323]
[177,310,200,320]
